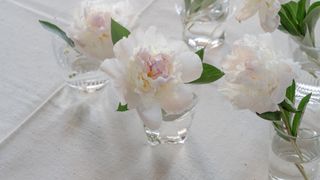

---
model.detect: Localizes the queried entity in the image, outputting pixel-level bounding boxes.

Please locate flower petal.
[124,90,141,109]
[72,29,114,60]
[100,58,127,104]
[113,32,137,63]
[137,102,162,130]
[218,34,296,114]
[142,26,168,49]
[270,61,295,104]
[100,58,124,79]
[167,40,190,54]
[258,3,281,32]
[159,85,194,114]
[176,52,203,83]
[236,0,259,21]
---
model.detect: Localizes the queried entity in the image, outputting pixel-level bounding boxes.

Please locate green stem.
[295,160,309,180]
[279,107,309,180]
[290,136,309,180]
[279,107,292,135]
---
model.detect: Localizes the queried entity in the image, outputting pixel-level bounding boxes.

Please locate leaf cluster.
[257,80,312,137]
[279,0,320,46]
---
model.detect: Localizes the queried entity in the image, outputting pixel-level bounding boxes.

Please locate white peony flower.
[100,27,203,129]
[236,0,289,32]
[219,34,299,113]
[68,0,136,60]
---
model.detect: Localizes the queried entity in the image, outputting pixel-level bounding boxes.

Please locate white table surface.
[0,0,315,179]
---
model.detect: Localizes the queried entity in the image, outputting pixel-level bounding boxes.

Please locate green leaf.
[303,1,320,46]
[256,111,282,121]
[285,80,296,121]
[305,0,311,7]
[273,122,291,141]
[189,0,201,14]
[189,63,224,84]
[307,1,320,14]
[286,1,298,15]
[278,25,287,32]
[291,93,312,136]
[117,103,129,112]
[279,9,302,36]
[196,48,204,62]
[184,0,191,12]
[279,97,299,113]
[199,0,215,10]
[187,0,215,14]
[297,0,307,25]
[297,0,308,34]
[286,80,296,103]
[302,26,315,46]
[111,18,130,45]
[39,20,75,47]
[282,2,298,25]
[279,106,293,134]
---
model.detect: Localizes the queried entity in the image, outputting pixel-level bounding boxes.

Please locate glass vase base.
[66,77,109,93]
[184,35,224,51]
[269,162,319,180]
[268,128,320,180]
[144,126,188,146]
[269,173,305,180]
[269,171,319,180]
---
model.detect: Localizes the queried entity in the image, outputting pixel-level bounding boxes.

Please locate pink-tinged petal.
[137,102,162,130]
[259,13,280,32]
[258,3,281,32]
[72,29,114,60]
[159,85,194,114]
[176,52,203,83]
[235,0,259,22]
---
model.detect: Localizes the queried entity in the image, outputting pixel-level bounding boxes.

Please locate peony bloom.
[100,27,203,129]
[68,0,136,60]
[236,0,289,32]
[219,34,299,113]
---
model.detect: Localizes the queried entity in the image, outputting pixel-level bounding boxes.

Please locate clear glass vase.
[143,94,198,146]
[52,35,109,93]
[268,121,320,180]
[178,0,230,50]
[289,38,320,104]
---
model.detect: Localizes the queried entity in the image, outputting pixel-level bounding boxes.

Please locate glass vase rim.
[290,36,320,51]
[162,93,198,118]
[272,122,320,140]
[51,34,91,61]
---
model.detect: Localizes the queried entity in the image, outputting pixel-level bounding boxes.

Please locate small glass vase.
[289,38,320,104]
[52,35,109,93]
[143,94,198,146]
[178,0,230,50]
[268,121,320,180]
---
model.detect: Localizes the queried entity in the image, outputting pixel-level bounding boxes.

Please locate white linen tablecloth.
[0,0,316,179]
